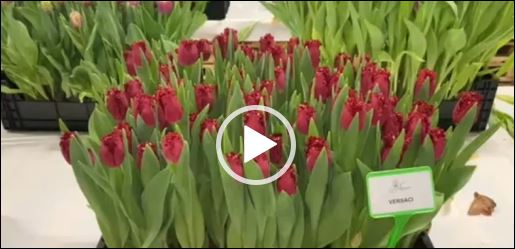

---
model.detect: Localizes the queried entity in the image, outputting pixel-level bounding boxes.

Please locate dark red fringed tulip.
[244,90,263,106]
[136,142,157,168]
[226,152,244,177]
[260,80,274,94]
[162,132,184,164]
[244,111,266,135]
[155,87,183,127]
[274,66,286,92]
[159,63,171,83]
[413,101,435,118]
[134,94,156,127]
[60,132,76,165]
[116,122,133,150]
[429,128,446,161]
[340,95,366,130]
[314,67,340,102]
[304,40,321,68]
[270,134,283,164]
[452,91,483,124]
[240,44,255,61]
[380,112,404,162]
[124,41,153,76]
[287,37,300,54]
[107,89,129,122]
[124,79,144,100]
[178,40,200,66]
[201,118,218,136]
[306,136,332,171]
[259,33,276,52]
[405,112,431,141]
[156,1,174,15]
[361,62,390,96]
[100,131,125,168]
[195,84,216,111]
[214,28,238,58]
[297,103,316,134]
[278,166,297,196]
[196,39,212,60]
[369,93,398,125]
[415,69,437,98]
[270,45,287,66]
[334,52,352,69]
[254,153,270,177]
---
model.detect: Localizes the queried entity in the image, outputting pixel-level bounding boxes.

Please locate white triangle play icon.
[243,125,277,163]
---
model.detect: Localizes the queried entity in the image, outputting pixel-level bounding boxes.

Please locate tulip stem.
[387,215,410,248]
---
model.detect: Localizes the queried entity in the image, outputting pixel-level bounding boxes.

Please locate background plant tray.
[438,76,498,132]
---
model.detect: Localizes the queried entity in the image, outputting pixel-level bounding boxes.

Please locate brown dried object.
[468,192,497,216]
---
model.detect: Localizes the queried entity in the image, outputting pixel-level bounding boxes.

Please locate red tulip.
[116,122,133,150]
[341,95,366,130]
[270,45,287,66]
[429,128,446,161]
[260,80,274,95]
[226,153,244,177]
[254,153,270,177]
[178,40,200,66]
[361,62,390,96]
[287,37,300,54]
[162,132,184,164]
[201,118,218,136]
[369,93,398,124]
[297,103,316,134]
[107,89,129,122]
[196,39,212,60]
[405,111,431,141]
[259,33,276,52]
[124,79,144,100]
[278,166,297,196]
[195,84,216,111]
[159,63,171,83]
[240,44,255,61]
[452,91,483,124]
[156,1,174,15]
[334,52,352,69]
[374,68,390,95]
[270,134,283,164]
[214,28,238,58]
[244,90,263,106]
[124,41,153,76]
[306,136,332,171]
[274,66,286,92]
[314,67,340,102]
[304,40,321,68]
[134,94,156,127]
[100,131,125,168]
[189,112,198,129]
[244,111,266,135]
[136,142,157,168]
[60,132,76,164]
[413,101,435,118]
[155,87,183,127]
[380,112,404,162]
[415,69,437,98]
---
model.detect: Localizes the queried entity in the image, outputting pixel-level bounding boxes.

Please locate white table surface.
[1,2,514,248]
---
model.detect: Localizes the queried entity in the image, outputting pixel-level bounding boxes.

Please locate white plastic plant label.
[366,166,436,218]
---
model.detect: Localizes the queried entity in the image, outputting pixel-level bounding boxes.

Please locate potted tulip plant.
[60,31,500,248]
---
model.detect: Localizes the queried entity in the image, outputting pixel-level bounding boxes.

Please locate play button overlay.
[243,126,277,163]
[216,105,296,185]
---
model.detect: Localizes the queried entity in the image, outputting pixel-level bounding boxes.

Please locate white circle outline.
[216,105,296,185]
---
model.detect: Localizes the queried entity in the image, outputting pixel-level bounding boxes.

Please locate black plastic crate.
[438,76,498,132]
[205,1,230,20]
[1,75,94,132]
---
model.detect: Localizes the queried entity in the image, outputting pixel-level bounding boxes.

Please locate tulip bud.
[334,52,351,69]
[100,131,125,168]
[178,40,200,66]
[415,69,437,98]
[274,66,286,92]
[278,166,297,196]
[314,67,339,102]
[452,91,483,124]
[380,112,404,162]
[226,153,244,177]
[369,93,398,125]
[155,87,183,127]
[270,134,283,164]
[413,101,435,118]
[287,37,300,54]
[60,132,76,165]
[124,41,153,76]
[116,122,133,153]
[134,94,156,127]
[306,136,332,171]
[244,90,263,106]
[341,95,366,130]
[136,142,157,168]
[304,40,321,68]
[106,89,129,122]
[260,80,274,95]
[69,11,82,29]
[259,33,276,52]
[162,132,184,165]
[270,45,287,66]
[254,154,270,177]
[41,1,53,12]
[201,118,218,136]
[156,1,174,15]
[297,103,316,134]
[214,28,238,59]
[124,79,144,100]
[159,63,171,83]
[195,84,216,111]
[361,62,391,96]
[196,39,212,60]
[244,111,266,135]
[429,128,446,161]
[240,44,255,61]
[405,112,431,141]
